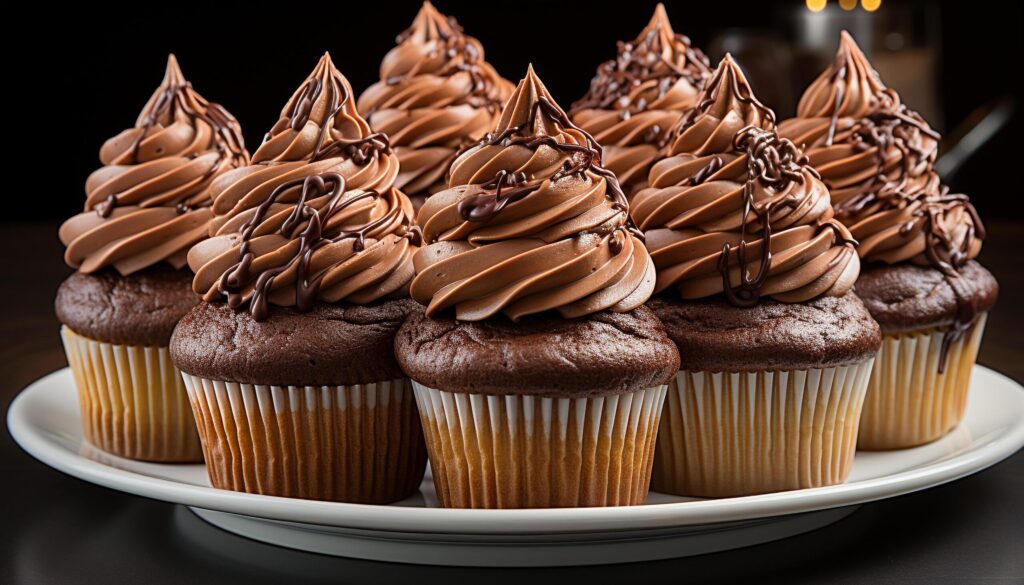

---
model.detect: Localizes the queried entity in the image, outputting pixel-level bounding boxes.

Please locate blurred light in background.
[805,0,883,12]
[806,0,826,13]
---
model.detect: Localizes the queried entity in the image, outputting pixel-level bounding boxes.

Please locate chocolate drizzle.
[266,71,393,165]
[820,33,900,148]
[716,127,802,306]
[904,188,987,371]
[315,132,392,164]
[129,83,244,167]
[464,97,629,210]
[96,58,246,219]
[716,126,852,307]
[455,95,644,247]
[832,108,940,219]
[671,58,776,143]
[824,51,847,146]
[686,156,723,186]
[96,194,118,219]
[938,268,983,372]
[570,4,711,122]
[217,173,413,321]
[381,2,505,114]
[457,170,536,221]
[285,78,322,131]
[812,31,983,292]
[809,37,987,371]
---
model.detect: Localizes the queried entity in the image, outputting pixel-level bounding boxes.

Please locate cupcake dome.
[188,53,418,320]
[571,3,711,193]
[358,1,513,202]
[170,54,426,503]
[632,54,860,304]
[781,33,996,450]
[632,54,880,498]
[397,66,678,509]
[411,65,655,321]
[60,55,248,275]
[56,55,246,463]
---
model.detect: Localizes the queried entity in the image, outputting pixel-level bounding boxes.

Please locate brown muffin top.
[855,260,998,334]
[55,266,199,347]
[395,305,680,398]
[170,299,416,386]
[649,293,881,372]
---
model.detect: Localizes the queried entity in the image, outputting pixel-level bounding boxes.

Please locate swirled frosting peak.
[251,52,377,164]
[357,2,513,200]
[411,65,656,321]
[632,54,860,305]
[207,53,400,235]
[778,32,984,270]
[570,3,711,193]
[189,55,417,320]
[60,55,248,275]
[795,31,893,121]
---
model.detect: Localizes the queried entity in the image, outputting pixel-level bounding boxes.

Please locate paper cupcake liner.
[412,383,668,509]
[858,315,987,450]
[653,361,874,498]
[182,375,426,503]
[60,326,202,462]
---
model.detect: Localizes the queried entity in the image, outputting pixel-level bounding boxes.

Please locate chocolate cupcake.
[357,1,513,209]
[779,33,996,450]
[570,3,711,195]
[57,55,248,462]
[171,53,426,503]
[631,55,879,497]
[397,66,679,509]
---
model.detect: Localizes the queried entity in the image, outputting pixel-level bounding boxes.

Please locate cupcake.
[171,53,426,503]
[396,66,680,509]
[570,3,711,195]
[56,55,248,462]
[357,1,513,209]
[631,55,880,497]
[779,33,997,450]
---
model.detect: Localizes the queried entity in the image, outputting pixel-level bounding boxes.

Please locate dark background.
[13,0,1024,221]
[4,2,1023,584]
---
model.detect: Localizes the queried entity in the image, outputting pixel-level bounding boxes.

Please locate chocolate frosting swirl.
[778,32,984,269]
[357,1,513,199]
[411,66,655,321]
[188,54,417,321]
[570,4,711,193]
[631,55,860,305]
[60,55,248,275]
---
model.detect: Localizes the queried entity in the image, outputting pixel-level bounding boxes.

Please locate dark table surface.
[2,220,1022,585]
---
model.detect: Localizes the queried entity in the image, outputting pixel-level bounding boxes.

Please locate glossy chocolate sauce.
[216,173,413,321]
[716,127,824,307]
[820,59,987,371]
[454,96,644,249]
[273,75,394,165]
[671,60,776,145]
[918,189,987,370]
[97,81,246,219]
[382,12,504,115]
[570,20,710,125]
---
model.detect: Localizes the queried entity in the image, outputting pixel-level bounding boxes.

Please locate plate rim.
[8,366,1024,536]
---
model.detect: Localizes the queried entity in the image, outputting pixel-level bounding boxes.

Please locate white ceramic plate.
[9,366,1024,566]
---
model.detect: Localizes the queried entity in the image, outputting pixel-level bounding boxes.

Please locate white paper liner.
[858,315,988,450]
[412,383,668,508]
[60,326,202,462]
[181,375,425,503]
[652,361,874,498]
